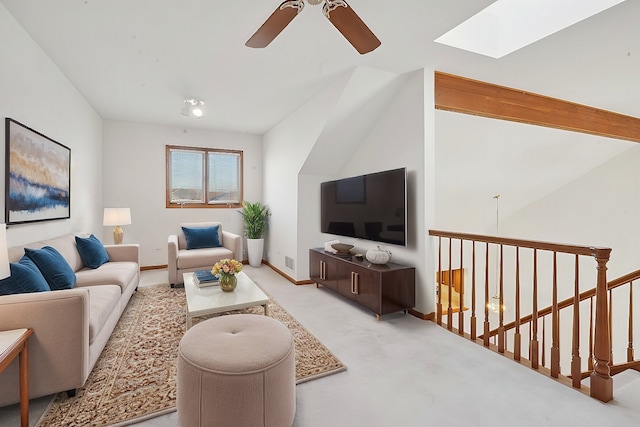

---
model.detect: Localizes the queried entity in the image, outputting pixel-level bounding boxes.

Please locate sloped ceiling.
[1,0,638,135]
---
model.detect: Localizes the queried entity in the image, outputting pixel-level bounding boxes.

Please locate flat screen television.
[320,167,407,246]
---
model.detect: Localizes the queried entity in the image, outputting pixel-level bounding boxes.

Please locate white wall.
[102,120,262,267]
[263,72,355,279]
[502,144,640,280]
[0,5,103,247]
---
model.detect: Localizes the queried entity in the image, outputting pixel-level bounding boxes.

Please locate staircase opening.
[436,268,468,314]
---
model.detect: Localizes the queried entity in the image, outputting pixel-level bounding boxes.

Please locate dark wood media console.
[309,248,415,320]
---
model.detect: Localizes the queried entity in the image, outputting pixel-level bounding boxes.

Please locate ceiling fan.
[245,0,381,54]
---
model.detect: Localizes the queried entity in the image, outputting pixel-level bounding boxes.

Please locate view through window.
[166,145,243,208]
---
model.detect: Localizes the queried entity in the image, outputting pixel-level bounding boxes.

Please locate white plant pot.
[247,238,264,267]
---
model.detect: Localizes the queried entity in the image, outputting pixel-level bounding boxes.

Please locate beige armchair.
[168,222,243,286]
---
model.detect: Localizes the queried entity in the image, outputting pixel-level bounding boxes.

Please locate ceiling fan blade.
[324,1,381,54]
[246,0,304,48]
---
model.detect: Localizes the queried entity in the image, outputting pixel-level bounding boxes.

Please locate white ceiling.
[2,0,639,135]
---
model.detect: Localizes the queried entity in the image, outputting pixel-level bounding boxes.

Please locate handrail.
[428,229,611,258]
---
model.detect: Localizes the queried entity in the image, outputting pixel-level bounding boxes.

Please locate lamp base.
[113,226,124,245]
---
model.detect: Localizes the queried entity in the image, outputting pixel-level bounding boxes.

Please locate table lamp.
[0,224,10,279]
[103,208,132,245]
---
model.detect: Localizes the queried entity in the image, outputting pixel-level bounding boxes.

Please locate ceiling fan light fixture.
[307,0,323,5]
[181,99,205,119]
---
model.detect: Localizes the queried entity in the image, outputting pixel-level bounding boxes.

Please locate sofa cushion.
[86,285,121,344]
[25,246,77,290]
[0,256,51,295]
[176,247,234,270]
[12,233,86,272]
[182,225,221,250]
[75,234,110,269]
[75,261,139,294]
[179,222,223,250]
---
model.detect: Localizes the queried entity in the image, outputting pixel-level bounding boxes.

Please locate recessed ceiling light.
[435,0,626,59]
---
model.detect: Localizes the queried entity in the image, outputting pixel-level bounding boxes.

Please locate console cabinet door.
[309,250,322,282]
[309,250,338,291]
[380,269,416,315]
[336,264,356,301]
[350,266,380,314]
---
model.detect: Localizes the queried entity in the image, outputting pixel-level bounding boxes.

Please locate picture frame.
[5,118,71,225]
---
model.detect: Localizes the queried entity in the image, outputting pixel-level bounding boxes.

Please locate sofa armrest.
[104,244,140,265]
[168,235,179,285]
[222,230,243,262]
[0,288,90,406]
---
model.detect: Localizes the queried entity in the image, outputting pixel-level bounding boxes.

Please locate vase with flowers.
[212,258,243,292]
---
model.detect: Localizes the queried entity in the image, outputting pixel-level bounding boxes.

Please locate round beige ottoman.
[177,314,296,427]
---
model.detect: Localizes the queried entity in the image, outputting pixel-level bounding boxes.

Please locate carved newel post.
[590,248,613,402]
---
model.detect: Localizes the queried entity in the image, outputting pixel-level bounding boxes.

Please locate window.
[166,145,243,208]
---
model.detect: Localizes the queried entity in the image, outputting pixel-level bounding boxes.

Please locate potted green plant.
[240,201,271,267]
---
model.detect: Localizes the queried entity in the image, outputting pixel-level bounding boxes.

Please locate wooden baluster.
[541,316,547,367]
[514,247,521,361]
[483,242,490,347]
[628,282,634,362]
[459,239,465,336]
[551,252,560,378]
[498,244,505,353]
[571,255,582,388]
[589,248,612,402]
[588,297,594,372]
[471,241,477,341]
[437,236,442,325]
[531,249,539,369]
[609,288,613,367]
[447,239,453,330]
[528,322,532,360]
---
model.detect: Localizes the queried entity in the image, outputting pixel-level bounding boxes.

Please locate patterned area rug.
[36,284,346,426]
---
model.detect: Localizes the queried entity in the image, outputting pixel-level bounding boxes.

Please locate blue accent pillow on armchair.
[182,225,221,250]
[24,246,77,290]
[0,256,51,295]
[75,234,110,268]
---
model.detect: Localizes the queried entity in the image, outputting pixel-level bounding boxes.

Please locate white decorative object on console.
[366,245,391,265]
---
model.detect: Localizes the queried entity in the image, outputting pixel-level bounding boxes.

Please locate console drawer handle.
[351,271,359,294]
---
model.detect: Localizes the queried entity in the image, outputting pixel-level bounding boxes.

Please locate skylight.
[434,0,626,59]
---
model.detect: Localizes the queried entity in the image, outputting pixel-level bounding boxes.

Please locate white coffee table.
[183,271,269,329]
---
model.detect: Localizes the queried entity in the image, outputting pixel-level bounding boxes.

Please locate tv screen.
[320,167,407,246]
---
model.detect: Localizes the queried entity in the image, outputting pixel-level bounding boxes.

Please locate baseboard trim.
[262,261,315,286]
[408,309,434,321]
[141,265,167,271]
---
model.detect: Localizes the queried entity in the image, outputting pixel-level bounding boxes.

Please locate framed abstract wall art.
[5,118,71,224]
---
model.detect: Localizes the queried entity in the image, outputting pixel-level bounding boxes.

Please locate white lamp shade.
[103,208,132,226]
[0,224,10,280]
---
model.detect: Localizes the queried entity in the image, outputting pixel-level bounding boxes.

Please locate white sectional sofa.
[0,233,140,407]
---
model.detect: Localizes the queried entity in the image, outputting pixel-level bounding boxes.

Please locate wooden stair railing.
[429,230,614,402]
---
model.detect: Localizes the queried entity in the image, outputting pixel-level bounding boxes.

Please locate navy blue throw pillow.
[182,225,221,250]
[0,256,51,295]
[75,234,110,269]
[24,246,77,290]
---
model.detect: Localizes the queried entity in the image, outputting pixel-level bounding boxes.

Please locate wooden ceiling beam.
[434,71,640,143]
